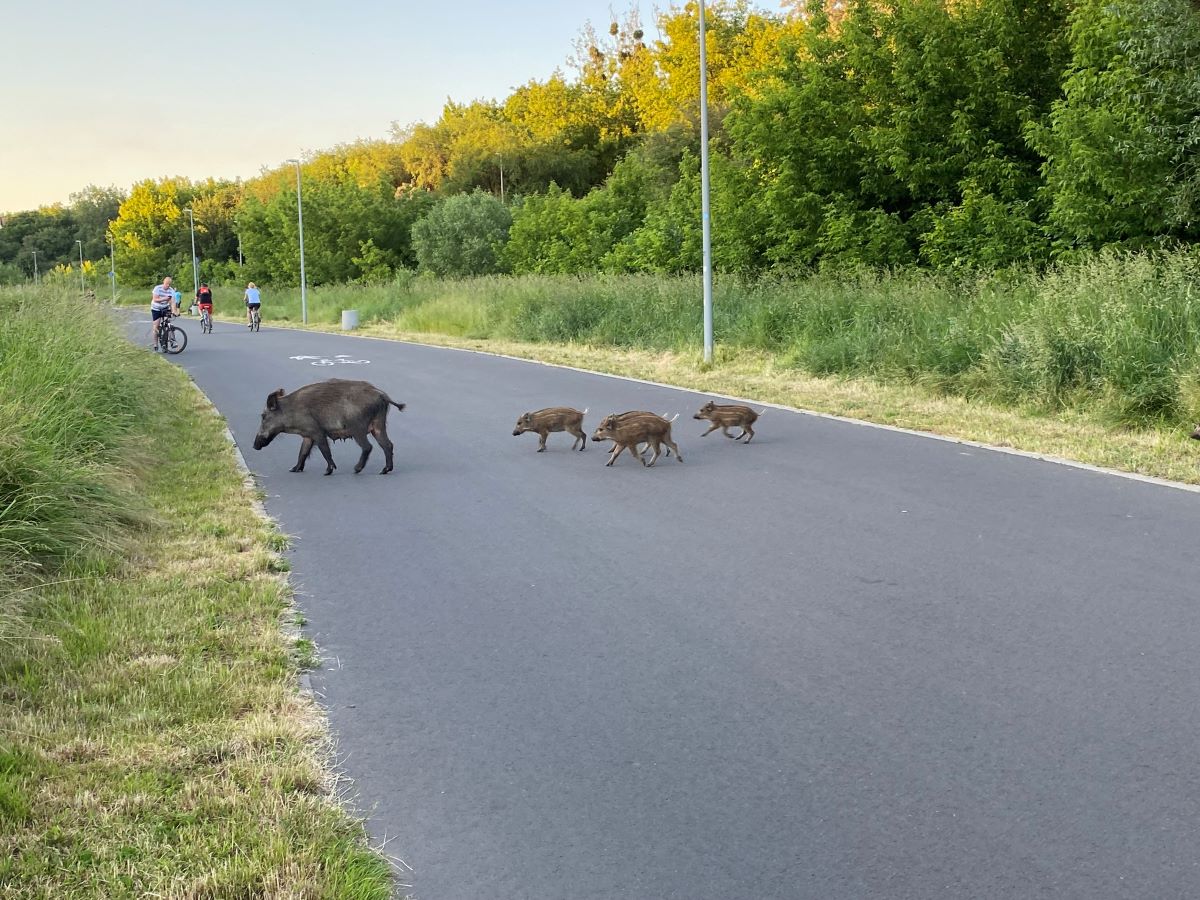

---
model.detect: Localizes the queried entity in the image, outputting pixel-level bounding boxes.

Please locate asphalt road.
[137,312,1200,899]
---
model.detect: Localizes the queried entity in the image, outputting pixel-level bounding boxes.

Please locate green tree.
[411,190,512,277]
[504,184,592,274]
[69,185,125,260]
[109,179,196,283]
[237,162,432,285]
[1032,0,1200,250]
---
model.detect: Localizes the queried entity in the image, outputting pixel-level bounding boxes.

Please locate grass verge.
[0,286,393,898]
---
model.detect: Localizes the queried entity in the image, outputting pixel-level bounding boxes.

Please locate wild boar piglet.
[592,412,682,467]
[512,407,588,452]
[693,400,763,443]
[589,411,675,459]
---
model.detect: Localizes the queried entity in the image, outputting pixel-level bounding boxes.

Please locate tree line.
[2,0,1197,288]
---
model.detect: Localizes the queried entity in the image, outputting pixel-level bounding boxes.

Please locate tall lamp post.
[107,232,117,302]
[75,240,85,294]
[183,207,199,299]
[699,0,714,364]
[285,158,308,325]
[31,250,39,285]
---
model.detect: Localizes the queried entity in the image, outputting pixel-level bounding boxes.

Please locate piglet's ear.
[266,388,285,410]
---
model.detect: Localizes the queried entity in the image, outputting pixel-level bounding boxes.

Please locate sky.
[0,0,733,213]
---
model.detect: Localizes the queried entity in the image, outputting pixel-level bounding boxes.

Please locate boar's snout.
[512,428,523,436]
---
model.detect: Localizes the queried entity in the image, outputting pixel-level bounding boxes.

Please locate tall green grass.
[206,250,1200,427]
[0,286,149,589]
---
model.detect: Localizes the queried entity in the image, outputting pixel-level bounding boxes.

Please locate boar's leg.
[352,434,373,474]
[569,427,586,451]
[291,437,315,473]
[721,425,738,438]
[316,436,337,476]
[605,442,629,466]
[537,430,549,452]
[372,425,395,474]
[700,423,720,437]
[665,435,683,462]
[740,425,754,442]
[644,441,661,467]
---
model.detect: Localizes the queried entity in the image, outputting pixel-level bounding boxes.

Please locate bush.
[411,190,512,277]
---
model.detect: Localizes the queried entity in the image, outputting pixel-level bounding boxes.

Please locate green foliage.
[351,239,396,284]
[0,286,148,589]
[7,0,1199,279]
[109,178,195,284]
[236,164,430,286]
[504,184,592,274]
[411,190,512,277]
[1032,0,1200,250]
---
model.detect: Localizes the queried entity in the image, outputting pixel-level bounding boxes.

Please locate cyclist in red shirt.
[196,282,213,316]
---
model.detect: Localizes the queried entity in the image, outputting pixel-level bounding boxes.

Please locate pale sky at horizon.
[2,0,769,213]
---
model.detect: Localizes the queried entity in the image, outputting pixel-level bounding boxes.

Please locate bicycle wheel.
[252,311,261,332]
[166,325,188,354]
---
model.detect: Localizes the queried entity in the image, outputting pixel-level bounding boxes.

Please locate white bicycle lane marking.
[289,354,371,366]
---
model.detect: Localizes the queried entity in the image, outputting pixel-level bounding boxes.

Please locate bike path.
[137,313,1200,899]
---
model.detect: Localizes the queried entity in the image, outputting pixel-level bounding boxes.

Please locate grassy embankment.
[200,252,1200,484]
[0,285,393,897]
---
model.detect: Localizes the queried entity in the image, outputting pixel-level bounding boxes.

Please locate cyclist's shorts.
[151,306,170,321]
[198,302,213,311]
[246,302,261,309]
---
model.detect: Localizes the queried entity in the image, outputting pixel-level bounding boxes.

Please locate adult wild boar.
[252,379,406,475]
[1191,424,1200,440]
[512,406,588,452]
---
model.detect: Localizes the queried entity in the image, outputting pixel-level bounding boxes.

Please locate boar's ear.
[266,388,285,410]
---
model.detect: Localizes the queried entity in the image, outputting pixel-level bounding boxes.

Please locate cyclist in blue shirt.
[244,282,261,328]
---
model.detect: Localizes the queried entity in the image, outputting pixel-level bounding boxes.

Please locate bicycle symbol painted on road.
[289,354,371,366]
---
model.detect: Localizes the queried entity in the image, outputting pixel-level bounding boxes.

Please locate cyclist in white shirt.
[150,276,181,348]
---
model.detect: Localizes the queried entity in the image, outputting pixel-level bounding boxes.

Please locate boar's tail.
[583,407,589,415]
[757,407,767,416]
[389,399,407,412]
[667,413,679,423]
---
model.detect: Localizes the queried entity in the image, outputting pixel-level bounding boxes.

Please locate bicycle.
[249,306,261,332]
[156,311,188,354]
[200,306,213,334]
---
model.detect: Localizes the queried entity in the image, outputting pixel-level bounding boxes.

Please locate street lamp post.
[286,158,308,325]
[75,240,85,295]
[31,250,38,285]
[107,233,117,302]
[183,207,199,299]
[699,0,714,364]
